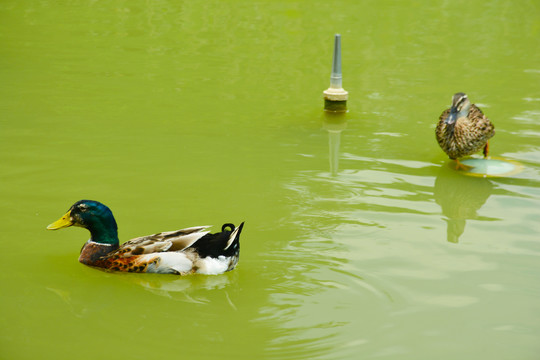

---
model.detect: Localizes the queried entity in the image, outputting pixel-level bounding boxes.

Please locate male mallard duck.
[436,92,495,169]
[47,200,244,275]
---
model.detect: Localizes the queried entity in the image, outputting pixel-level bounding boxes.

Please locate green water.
[1,1,540,359]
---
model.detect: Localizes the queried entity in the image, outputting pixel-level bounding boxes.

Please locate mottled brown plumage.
[436,93,495,165]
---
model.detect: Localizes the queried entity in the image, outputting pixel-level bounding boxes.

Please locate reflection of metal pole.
[323,112,347,176]
[328,130,341,175]
[323,34,348,112]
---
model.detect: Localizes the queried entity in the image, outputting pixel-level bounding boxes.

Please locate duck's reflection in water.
[434,164,495,243]
[122,271,237,306]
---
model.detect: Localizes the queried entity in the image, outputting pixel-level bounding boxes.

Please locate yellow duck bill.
[47,211,74,230]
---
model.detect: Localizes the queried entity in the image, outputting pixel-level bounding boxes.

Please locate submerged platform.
[458,157,523,178]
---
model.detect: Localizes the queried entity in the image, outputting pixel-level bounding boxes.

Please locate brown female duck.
[436,92,495,169]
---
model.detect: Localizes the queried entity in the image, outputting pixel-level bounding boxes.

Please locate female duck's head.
[47,200,119,245]
[445,92,471,125]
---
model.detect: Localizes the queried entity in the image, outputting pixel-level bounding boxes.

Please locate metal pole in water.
[323,34,348,112]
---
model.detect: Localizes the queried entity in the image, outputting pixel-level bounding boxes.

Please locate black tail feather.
[190,222,244,258]
[222,223,235,232]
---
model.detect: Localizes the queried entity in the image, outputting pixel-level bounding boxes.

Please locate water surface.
[1,1,539,359]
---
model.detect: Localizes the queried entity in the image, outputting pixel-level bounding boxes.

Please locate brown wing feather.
[461,104,495,152]
[114,226,211,257]
[469,105,495,136]
[436,108,451,150]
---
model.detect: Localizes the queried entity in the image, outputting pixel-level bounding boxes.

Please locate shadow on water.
[433,164,496,243]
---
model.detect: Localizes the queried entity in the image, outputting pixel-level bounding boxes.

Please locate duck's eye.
[79,204,88,212]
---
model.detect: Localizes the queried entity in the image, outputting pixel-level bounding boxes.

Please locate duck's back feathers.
[118,226,211,257]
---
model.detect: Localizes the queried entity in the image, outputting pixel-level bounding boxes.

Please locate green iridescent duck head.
[47,200,119,245]
[445,92,471,125]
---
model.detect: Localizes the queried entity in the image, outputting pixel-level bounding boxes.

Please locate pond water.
[1,1,539,359]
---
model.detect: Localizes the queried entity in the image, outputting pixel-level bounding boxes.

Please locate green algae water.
[1,1,540,359]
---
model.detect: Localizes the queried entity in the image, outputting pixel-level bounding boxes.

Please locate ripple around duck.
[267,145,540,358]
[252,227,401,359]
[115,271,236,303]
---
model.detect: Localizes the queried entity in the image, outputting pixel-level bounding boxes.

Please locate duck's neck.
[86,219,119,246]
